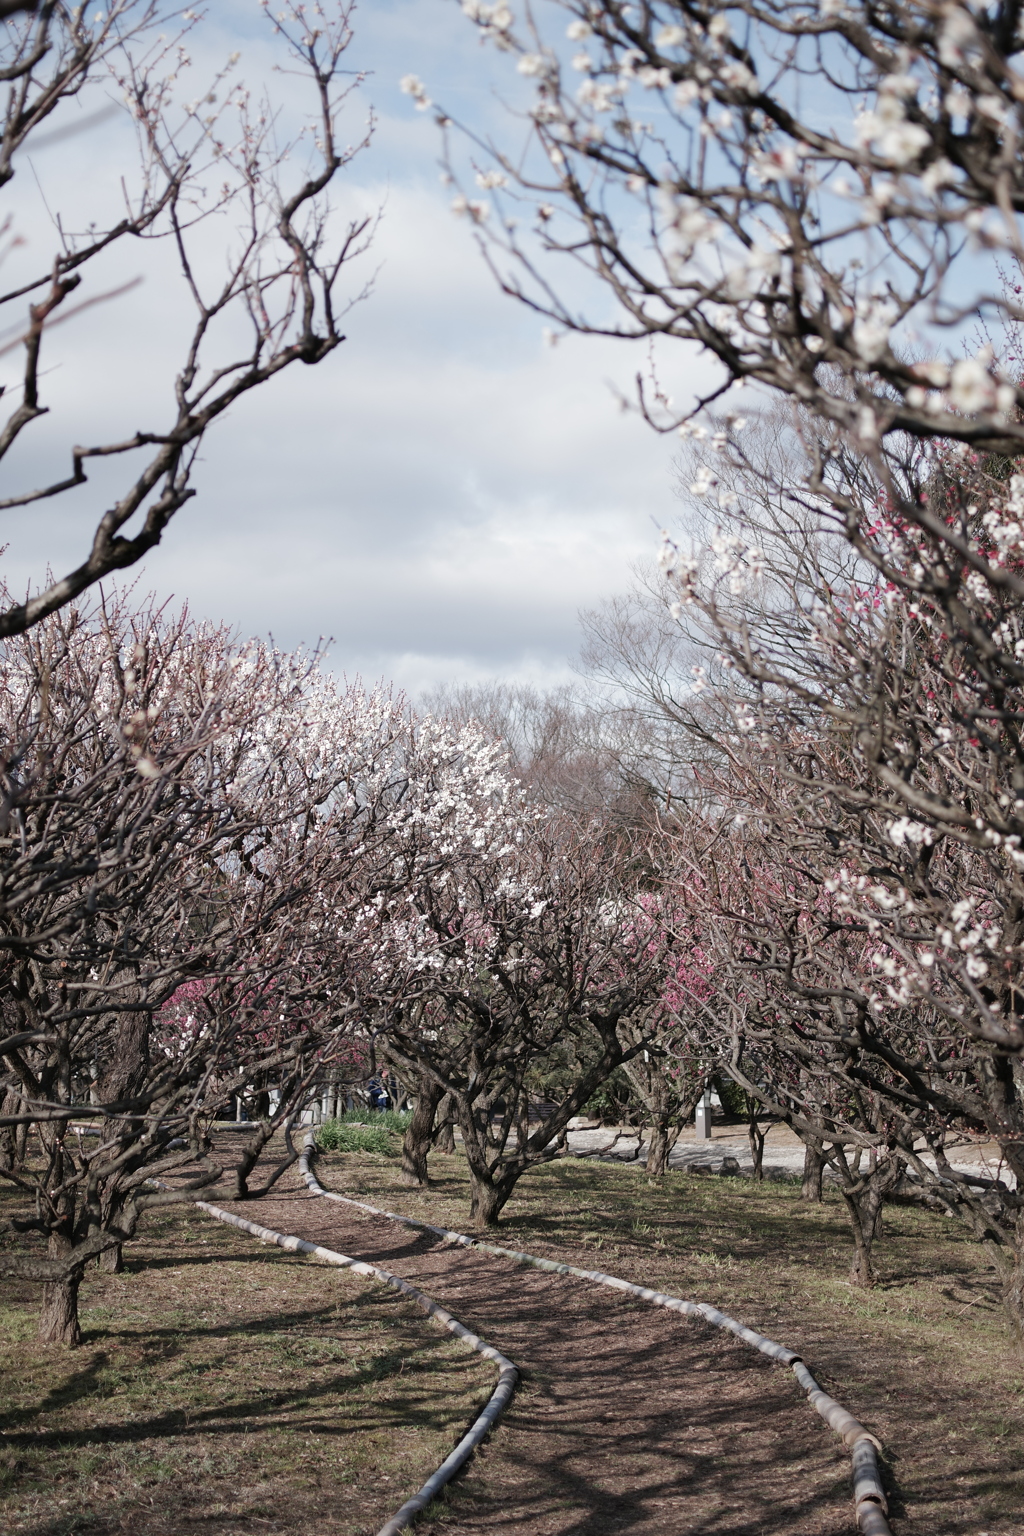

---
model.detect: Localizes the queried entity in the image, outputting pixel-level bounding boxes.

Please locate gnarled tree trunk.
[458,1105,521,1227]
[39,1272,83,1346]
[0,1087,22,1171]
[401,1078,445,1186]
[96,1182,127,1273]
[432,1091,457,1154]
[38,1230,83,1347]
[1000,1218,1024,1340]
[98,1244,124,1274]
[467,1167,513,1227]
[747,1104,768,1181]
[645,1115,676,1176]
[801,1140,825,1203]
[839,1153,903,1287]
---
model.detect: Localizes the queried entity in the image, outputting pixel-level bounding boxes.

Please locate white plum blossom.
[577,78,620,111]
[452,194,490,221]
[399,73,431,110]
[944,85,972,118]
[658,535,700,606]
[719,60,755,92]
[710,529,764,594]
[976,94,1010,127]
[660,189,722,264]
[887,817,934,848]
[948,353,1014,414]
[982,479,1024,555]
[752,145,801,182]
[920,157,957,194]
[937,6,979,67]
[723,243,781,299]
[617,48,645,80]
[852,297,897,364]
[910,359,951,388]
[855,86,930,165]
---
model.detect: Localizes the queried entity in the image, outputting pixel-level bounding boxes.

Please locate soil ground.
[2,1147,1022,1536]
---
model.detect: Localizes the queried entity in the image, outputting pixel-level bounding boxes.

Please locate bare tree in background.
[0,2,373,634]
[423,681,607,812]
[422,677,663,822]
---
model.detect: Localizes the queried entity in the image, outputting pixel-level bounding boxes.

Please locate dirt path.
[229,1185,858,1536]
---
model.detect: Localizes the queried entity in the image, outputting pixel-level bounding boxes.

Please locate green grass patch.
[315,1118,398,1155]
[334,1107,413,1133]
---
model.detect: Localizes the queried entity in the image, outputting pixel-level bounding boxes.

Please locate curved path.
[298,1146,890,1536]
[190,1194,518,1536]
[207,1161,894,1536]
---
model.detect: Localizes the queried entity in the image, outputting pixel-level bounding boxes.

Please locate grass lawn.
[1,1146,1021,1536]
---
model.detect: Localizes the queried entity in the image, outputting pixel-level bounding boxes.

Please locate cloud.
[0,5,715,695]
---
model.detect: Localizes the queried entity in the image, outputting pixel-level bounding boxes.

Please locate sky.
[0,1,715,696]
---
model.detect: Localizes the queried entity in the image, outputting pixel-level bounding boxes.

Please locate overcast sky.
[1,2,714,696]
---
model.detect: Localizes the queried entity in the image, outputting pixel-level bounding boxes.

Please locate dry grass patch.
[0,1194,493,1536]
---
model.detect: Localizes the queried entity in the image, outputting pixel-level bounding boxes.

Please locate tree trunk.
[97,1008,150,1103]
[645,1117,672,1176]
[0,1087,19,1171]
[844,1203,875,1287]
[747,1106,767,1181]
[39,1231,83,1346]
[801,1141,825,1203]
[468,1171,509,1227]
[840,1155,902,1287]
[401,1079,445,1186]
[96,1184,125,1272]
[432,1092,456,1154]
[98,1242,123,1273]
[460,1114,517,1227]
[1000,1219,1024,1341]
[39,1273,83,1346]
